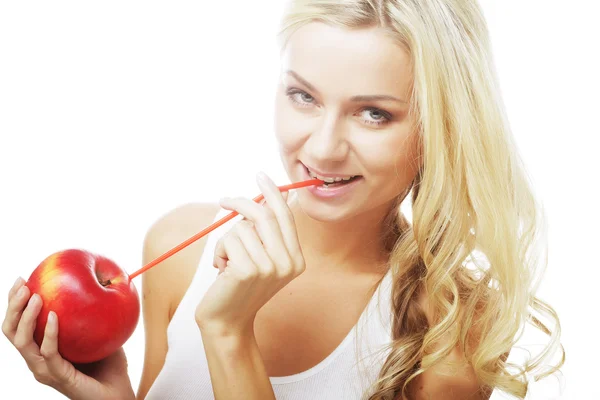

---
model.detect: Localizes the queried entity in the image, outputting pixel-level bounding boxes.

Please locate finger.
[13,293,43,357]
[219,196,290,270]
[8,277,25,301]
[214,258,227,274]
[2,285,31,341]
[259,192,288,205]
[256,172,302,262]
[234,220,275,276]
[40,311,71,384]
[213,237,228,273]
[222,232,258,282]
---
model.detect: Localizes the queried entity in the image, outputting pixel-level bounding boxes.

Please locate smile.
[304,165,362,187]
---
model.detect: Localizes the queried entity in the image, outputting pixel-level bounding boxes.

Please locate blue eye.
[359,108,392,126]
[286,89,314,107]
[285,87,393,127]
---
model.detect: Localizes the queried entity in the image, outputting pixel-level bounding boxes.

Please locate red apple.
[25,248,140,364]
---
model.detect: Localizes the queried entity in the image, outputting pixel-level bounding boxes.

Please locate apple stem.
[127,179,324,280]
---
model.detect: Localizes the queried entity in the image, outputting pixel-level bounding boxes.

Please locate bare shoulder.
[141,202,221,317]
[136,202,220,400]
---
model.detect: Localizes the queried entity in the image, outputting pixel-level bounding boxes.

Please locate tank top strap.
[165,207,236,340]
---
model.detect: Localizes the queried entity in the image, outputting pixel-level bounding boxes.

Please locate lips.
[302,163,361,184]
[300,163,363,199]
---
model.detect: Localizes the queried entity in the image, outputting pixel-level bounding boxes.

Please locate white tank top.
[144,208,548,399]
[145,208,395,399]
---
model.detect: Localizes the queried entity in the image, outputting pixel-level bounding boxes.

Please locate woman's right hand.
[2,277,136,400]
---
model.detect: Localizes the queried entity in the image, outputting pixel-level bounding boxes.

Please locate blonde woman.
[3,0,563,399]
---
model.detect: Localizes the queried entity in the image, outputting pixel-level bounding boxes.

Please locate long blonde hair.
[277,0,564,398]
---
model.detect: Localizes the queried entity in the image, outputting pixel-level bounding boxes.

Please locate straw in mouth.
[128,178,324,280]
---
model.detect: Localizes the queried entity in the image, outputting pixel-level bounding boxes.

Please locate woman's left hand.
[195,172,306,338]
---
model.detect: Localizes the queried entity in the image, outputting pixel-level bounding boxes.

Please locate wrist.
[200,322,275,400]
[199,323,256,349]
[196,317,254,340]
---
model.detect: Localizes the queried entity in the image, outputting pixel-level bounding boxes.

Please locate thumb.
[76,347,128,382]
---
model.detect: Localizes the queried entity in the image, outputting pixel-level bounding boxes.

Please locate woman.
[2,0,564,399]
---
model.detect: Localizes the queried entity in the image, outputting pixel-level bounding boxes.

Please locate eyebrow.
[285,70,408,104]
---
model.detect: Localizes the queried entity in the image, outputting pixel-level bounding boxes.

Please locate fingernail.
[257,171,270,183]
[12,277,23,290]
[17,286,26,298]
[48,311,56,324]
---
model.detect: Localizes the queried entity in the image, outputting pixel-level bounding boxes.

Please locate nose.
[303,112,349,163]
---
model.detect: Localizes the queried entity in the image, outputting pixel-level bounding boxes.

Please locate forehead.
[280,22,412,98]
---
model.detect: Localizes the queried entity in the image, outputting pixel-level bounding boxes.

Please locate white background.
[1,1,598,399]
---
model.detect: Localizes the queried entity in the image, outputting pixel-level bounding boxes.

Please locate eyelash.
[285,88,392,126]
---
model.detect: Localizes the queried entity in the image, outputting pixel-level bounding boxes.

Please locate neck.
[290,196,396,274]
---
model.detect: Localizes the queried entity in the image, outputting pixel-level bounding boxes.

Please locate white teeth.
[307,168,357,182]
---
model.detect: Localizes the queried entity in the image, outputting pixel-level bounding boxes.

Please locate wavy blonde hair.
[277,0,564,398]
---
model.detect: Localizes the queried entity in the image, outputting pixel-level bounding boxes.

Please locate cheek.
[274,93,314,154]
[364,128,420,189]
[394,130,420,176]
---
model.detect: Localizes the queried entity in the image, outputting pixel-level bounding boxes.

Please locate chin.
[293,191,365,223]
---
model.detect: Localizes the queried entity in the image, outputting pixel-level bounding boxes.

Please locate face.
[274,22,420,223]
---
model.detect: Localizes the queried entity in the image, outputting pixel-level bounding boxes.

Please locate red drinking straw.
[128,178,323,280]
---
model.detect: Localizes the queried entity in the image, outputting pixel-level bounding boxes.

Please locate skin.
[2,22,489,400]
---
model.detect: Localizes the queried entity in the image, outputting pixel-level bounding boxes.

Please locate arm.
[201,331,275,400]
[193,174,302,400]
[404,294,493,400]
[406,356,491,400]
[136,202,220,400]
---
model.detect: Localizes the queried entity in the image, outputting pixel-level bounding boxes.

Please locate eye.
[286,88,315,107]
[358,108,392,126]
